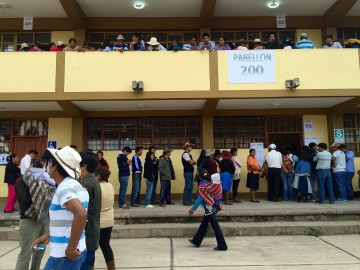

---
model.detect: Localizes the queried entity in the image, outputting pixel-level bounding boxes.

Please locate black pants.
[192,210,227,250]
[267,168,281,201]
[99,227,114,262]
[232,179,240,198]
[159,179,171,204]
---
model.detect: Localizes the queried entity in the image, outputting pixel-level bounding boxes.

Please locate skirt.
[246,172,260,190]
[220,172,232,192]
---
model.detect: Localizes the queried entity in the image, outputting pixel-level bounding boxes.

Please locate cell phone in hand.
[34,244,46,250]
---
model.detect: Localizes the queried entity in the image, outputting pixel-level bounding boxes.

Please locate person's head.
[219,37,226,46]
[79,151,98,174]
[339,144,348,153]
[189,37,197,46]
[149,146,156,154]
[132,33,141,42]
[83,41,90,48]
[197,149,206,163]
[46,146,81,180]
[183,142,193,152]
[94,166,111,182]
[249,148,256,157]
[302,145,310,152]
[211,173,221,185]
[317,143,327,152]
[281,149,289,156]
[122,146,132,156]
[205,149,215,158]
[199,169,210,181]
[330,143,338,151]
[214,149,221,158]
[96,150,104,160]
[49,42,56,49]
[30,157,43,168]
[238,39,246,47]
[253,38,262,47]
[268,144,276,151]
[8,154,18,164]
[135,146,143,156]
[309,142,317,150]
[230,147,238,156]
[28,150,38,159]
[68,38,76,48]
[163,148,172,158]
[325,34,334,45]
[202,33,210,43]
[34,41,42,48]
[102,39,110,48]
[268,33,276,42]
[70,145,77,150]
[172,38,179,45]
[300,33,308,40]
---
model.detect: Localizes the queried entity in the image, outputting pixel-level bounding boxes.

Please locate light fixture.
[267,1,280,9]
[271,103,282,107]
[285,78,300,90]
[133,1,145,9]
[132,81,144,91]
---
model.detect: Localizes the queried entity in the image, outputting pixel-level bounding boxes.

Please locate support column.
[74,29,86,46]
[72,118,86,151]
[202,116,214,149]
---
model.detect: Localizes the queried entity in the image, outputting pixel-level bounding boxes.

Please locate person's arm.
[183,152,196,165]
[189,195,204,213]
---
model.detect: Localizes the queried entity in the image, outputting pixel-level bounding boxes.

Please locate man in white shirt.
[20,150,38,175]
[331,144,347,201]
[313,143,335,204]
[265,144,282,202]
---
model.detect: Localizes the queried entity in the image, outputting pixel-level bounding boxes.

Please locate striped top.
[295,39,316,49]
[49,177,89,258]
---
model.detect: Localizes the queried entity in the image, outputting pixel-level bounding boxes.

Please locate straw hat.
[47,146,82,179]
[116,34,125,40]
[183,142,193,150]
[20,43,29,49]
[147,37,160,46]
[205,149,215,157]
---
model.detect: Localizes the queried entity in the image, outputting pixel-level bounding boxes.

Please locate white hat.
[147,37,160,46]
[253,38,261,43]
[20,43,29,49]
[269,143,276,150]
[56,41,64,46]
[116,34,125,40]
[211,173,221,184]
[47,146,81,179]
[205,149,215,157]
[300,33,308,38]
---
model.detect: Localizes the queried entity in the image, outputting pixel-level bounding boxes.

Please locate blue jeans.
[317,169,335,203]
[334,171,347,200]
[80,251,95,270]
[145,179,154,206]
[150,174,159,204]
[131,173,142,205]
[281,173,294,201]
[118,176,129,207]
[309,173,316,199]
[345,172,355,200]
[44,250,86,270]
[183,172,194,203]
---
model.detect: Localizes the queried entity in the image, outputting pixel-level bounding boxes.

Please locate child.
[196,172,223,216]
[30,158,56,186]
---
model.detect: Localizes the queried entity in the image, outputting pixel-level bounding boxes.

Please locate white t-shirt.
[183,152,191,162]
[265,150,282,168]
[49,177,89,258]
[20,154,32,175]
[332,150,346,173]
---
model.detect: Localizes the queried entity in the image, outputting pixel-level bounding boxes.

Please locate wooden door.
[12,137,48,160]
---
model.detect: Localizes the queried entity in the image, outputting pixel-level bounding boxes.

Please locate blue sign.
[47,141,57,149]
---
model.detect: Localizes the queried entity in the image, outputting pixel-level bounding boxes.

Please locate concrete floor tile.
[319,234,360,258]
[175,265,360,270]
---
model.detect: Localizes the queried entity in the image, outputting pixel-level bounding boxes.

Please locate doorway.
[268,133,302,156]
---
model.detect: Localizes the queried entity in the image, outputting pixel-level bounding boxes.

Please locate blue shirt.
[345,150,355,172]
[295,38,316,49]
[117,153,130,176]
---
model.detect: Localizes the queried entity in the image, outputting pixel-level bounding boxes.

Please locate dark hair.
[97,151,104,156]
[317,143,327,150]
[102,39,111,49]
[31,158,43,168]
[302,145,310,151]
[202,32,210,38]
[122,146,132,153]
[94,167,111,182]
[135,146,142,153]
[133,33,141,40]
[249,148,255,153]
[199,169,210,180]
[96,151,108,167]
[69,38,76,43]
[7,154,17,163]
[308,142,317,149]
[70,145,77,150]
[281,149,289,156]
[49,155,70,179]
[28,149,38,155]
[339,144,347,149]
[80,151,98,173]
[219,36,227,41]
[325,34,333,39]
[148,146,156,152]
[197,150,206,164]
[268,33,276,38]
[214,149,221,156]
[230,148,238,154]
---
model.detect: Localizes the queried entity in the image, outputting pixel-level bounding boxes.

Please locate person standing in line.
[281,149,295,201]
[339,144,355,200]
[97,151,109,169]
[308,142,318,201]
[117,146,132,209]
[203,149,218,176]
[313,143,335,204]
[213,150,221,166]
[20,150,38,175]
[4,154,20,213]
[131,147,143,207]
[143,151,156,208]
[79,151,102,270]
[32,146,89,269]
[265,144,283,202]
[195,150,206,185]
[94,167,116,270]
[246,149,263,202]
[219,150,235,205]
[230,148,242,203]
[182,142,196,206]
[148,146,159,205]
[331,144,347,202]
[158,148,176,206]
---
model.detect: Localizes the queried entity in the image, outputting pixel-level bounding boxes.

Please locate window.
[0,120,11,152]
[0,32,51,52]
[12,119,48,136]
[87,117,202,150]
[344,114,360,156]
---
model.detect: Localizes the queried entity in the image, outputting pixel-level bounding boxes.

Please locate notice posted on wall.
[250,142,265,166]
[304,136,318,147]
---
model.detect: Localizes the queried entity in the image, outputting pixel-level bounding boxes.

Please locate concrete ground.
[0,235,359,270]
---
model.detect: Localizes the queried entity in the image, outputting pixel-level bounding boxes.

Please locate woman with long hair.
[4,154,20,213]
[97,150,109,169]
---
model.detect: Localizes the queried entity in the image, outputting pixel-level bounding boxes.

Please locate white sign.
[47,141,57,149]
[304,136,318,147]
[0,153,9,165]
[250,142,265,166]
[23,17,33,30]
[304,120,313,132]
[228,51,276,83]
[334,129,345,143]
[276,15,286,29]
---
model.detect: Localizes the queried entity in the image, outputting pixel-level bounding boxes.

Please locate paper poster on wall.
[304,136,318,146]
[304,120,313,132]
[250,142,265,166]
[276,15,286,28]
[0,153,9,165]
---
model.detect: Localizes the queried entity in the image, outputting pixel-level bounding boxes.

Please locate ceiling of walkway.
[0,0,359,18]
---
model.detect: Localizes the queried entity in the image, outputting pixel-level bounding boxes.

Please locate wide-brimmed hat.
[116,34,125,40]
[253,38,261,43]
[56,41,64,46]
[330,143,337,148]
[20,43,29,49]
[211,173,221,184]
[221,150,233,160]
[205,149,215,157]
[269,143,276,150]
[147,37,160,46]
[163,148,173,154]
[183,142,193,150]
[47,146,82,180]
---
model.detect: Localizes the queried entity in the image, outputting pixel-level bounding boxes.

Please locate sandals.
[251,200,260,203]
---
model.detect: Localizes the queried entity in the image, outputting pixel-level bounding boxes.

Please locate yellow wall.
[51,31,75,45]
[47,118,73,147]
[303,115,329,145]
[296,29,323,48]
[0,53,56,93]
[0,167,6,197]
[218,49,360,91]
[64,52,211,92]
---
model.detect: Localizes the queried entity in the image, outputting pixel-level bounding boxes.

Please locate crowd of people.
[16,32,360,53]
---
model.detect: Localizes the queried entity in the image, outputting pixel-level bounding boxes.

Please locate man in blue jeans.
[117,146,132,209]
[313,143,335,204]
[332,144,347,202]
[339,144,355,200]
[131,146,143,207]
[182,142,197,206]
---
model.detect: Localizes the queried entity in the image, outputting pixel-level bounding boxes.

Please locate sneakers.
[145,204,154,208]
[3,210,14,213]
[118,204,130,210]
[214,247,228,251]
[131,203,139,207]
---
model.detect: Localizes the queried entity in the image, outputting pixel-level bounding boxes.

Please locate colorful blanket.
[198,180,223,209]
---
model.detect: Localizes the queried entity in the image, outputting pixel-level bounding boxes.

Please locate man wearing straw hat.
[32,146,89,269]
[182,142,197,206]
